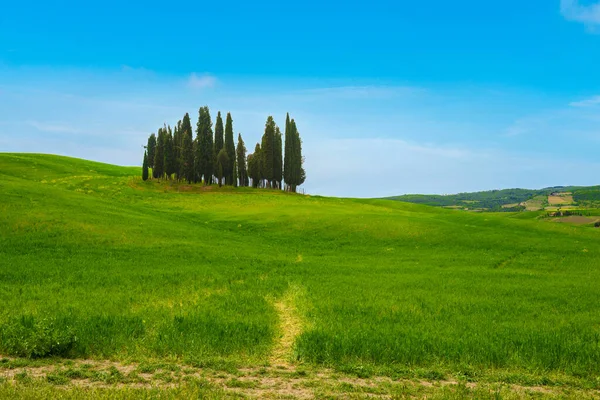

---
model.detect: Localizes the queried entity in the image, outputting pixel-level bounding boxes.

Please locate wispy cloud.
[188,73,217,89]
[296,85,424,99]
[503,114,553,137]
[27,120,81,134]
[570,95,600,107]
[120,65,155,78]
[561,0,600,31]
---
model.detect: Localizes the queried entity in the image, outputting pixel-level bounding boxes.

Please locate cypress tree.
[224,112,236,185]
[233,158,238,187]
[180,113,193,181]
[196,106,214,184]
[214,111,224,174]
[274,126,283,189]
[147,133,157,170]
[247,153,258,188]
[181,123,194,184]
[261,116,276,188]
[154,128,165,180]
[193,137,200,183]
[282,118,305,192]
[283,113,292,190]
[165,125,176,179]
[287,119,305,192]
[173,121,182,180]
[236,133,248,187]
[257,143,265,188]
[248,143,262,188]
[247,154,255,188]
[142,150,149,181]
[216,148,229,187]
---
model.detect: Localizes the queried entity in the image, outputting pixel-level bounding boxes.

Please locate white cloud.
[504,124,530,137]
[295,85,424,99]
[503,113,558,137]
[188,73,217,89]
[561,0,600,31]
[569,95,600,107]
[27,120,81,134]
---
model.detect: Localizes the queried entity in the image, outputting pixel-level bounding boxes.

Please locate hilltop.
[1,153,600,399]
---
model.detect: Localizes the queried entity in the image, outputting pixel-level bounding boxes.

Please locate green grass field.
[1,153,600,398]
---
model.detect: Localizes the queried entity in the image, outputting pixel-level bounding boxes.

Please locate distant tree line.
[142,107,305,191]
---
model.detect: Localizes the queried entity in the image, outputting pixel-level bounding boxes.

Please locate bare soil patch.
[548,195,574,205]
[2,357,599,398]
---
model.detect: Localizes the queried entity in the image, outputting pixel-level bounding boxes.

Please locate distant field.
[523,196,546,211]
[1,154,600,398]
[548,194,574,205]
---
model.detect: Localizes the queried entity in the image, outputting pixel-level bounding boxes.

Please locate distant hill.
[385,185,600,212]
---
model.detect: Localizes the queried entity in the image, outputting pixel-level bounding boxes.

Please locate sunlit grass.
[1,153,599,384]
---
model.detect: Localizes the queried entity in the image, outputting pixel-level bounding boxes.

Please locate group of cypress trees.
[142,106,305,191]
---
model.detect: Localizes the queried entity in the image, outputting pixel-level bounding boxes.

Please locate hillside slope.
[1,153,600,394]
[387,186,600,211]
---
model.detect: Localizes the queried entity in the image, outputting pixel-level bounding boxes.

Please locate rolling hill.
[387,186,600,212]
[1,153,600,398]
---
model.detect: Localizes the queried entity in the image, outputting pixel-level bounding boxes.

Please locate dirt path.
[270,285,304,367]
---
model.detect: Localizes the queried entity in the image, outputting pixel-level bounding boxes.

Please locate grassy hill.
[387,186,600,212]
[1,153,600,398]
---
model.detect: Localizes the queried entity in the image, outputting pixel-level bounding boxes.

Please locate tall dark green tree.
[283,113,292,189]
[247,154,256,188]
[147,133,157,170]
[165,125,176,179]
[154,128,166,180]
[261,116,276,188]
[283,117,306,192]
[248,143,262,188]
[173,121,182,180]
[142,150,149,181]
[196,106,214,184]
[179,113,193,181]
[247,154,255,187]
[216,148,229,187]
[233,158,238,187]
[193,138,200,183]
[274,126,283,189]
[236,133,248,187]
[224,112,236,185]
[214,111,224,175]
[181,122,194,183]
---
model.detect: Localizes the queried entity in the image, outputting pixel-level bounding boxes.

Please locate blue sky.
[1,0,599,197]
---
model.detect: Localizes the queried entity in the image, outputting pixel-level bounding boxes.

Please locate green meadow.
[1,153,600,397]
